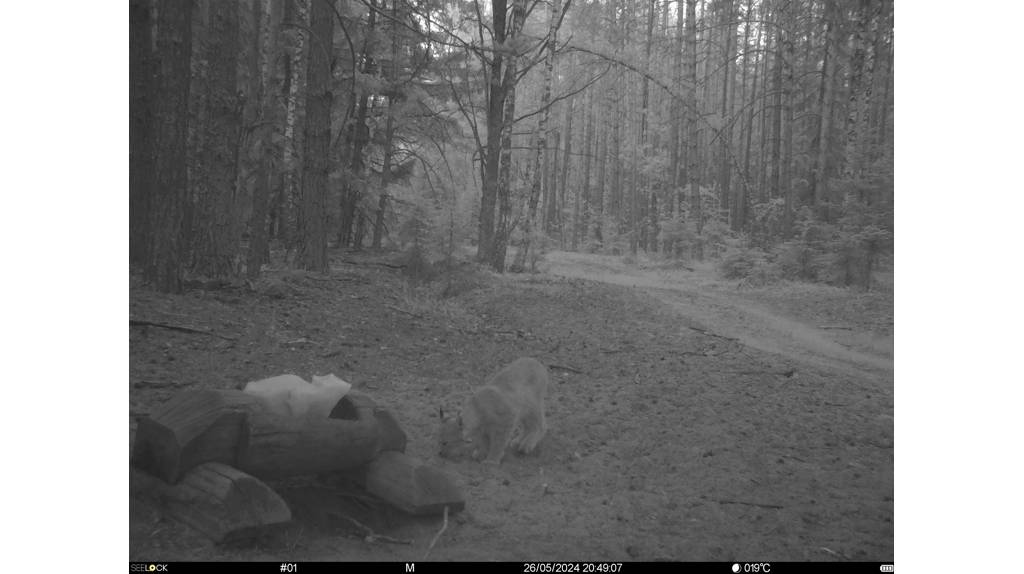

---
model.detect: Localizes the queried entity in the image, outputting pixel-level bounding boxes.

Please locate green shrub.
[720,249,768,280]
[776,240,823,281]
[401,244,437,285]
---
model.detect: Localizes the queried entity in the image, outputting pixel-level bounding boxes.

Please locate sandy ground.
[129,250,893,562]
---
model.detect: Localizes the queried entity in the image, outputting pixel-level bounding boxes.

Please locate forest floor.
[129,248,894,562]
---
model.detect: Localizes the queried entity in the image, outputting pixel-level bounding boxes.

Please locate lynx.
[438,357,549,464]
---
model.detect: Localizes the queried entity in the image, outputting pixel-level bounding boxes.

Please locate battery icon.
[880,566,894,572]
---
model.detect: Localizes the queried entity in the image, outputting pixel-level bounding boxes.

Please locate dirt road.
[545,251,893,385]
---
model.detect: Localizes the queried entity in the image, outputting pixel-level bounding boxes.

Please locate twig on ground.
[728,368,797,378]
[865,440,893,449]
[818,325,854,331]
[713,499,784,510]
[548,364,584,375]
[819,547,850,561]
[423,505,449,560]
[340,515,411,545]
[129,319,237,341]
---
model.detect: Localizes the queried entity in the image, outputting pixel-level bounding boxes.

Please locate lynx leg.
[508,425,525,451]
[484,418,515,464]
[519,410,547,453]
[513,411,535,453]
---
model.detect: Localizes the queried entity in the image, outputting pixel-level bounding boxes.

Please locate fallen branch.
[818,325,853,331]
[423,505,449,560]
[713,499,784,510]
[819,547,850,561]
[129,319,237,341]
[728,368,796,378]
[340,515,412,545]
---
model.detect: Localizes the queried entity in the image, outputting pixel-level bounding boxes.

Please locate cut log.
[132,389,407,483]
[354,451,465,516]
[131,390,254,483]
[332,390,407,452]
[132,462,291,544]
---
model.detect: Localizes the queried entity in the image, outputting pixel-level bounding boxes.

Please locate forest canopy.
[130,0,893,292]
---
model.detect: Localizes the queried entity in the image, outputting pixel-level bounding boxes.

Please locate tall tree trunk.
[340,4,375,247]
[769,2,782,205]
[875,1,893,207]
[513,0,558,270]
[275,0,307,251]
[685,0,702,257]
[718,0,734,227]
[580,88,594,247]
[184,0,210,261]
[373,0,401,249]
[248,0,284,279]
[698,0,713,186]
[780,0,794,237]
[370,122,394,249]
[146,0,193,293]
[607,0,622,236]
[844,0,872,187]
[544,129,559,235]
[297,0,333,271]
[594,99,607,244]
[610,98,621,227]
[354,210,367,248]
[560,97,574,248]
[130,0,156,267]
[491,0,526,272]
[756,3,772,205]
[478,0,510,265]
[340,91,369,246]
[634,0,654,255]
[493,76,516,270]
[857,0,882,203]
[670,0,684,219]
[808,0,833,207]
[733,0,753,232]
[193,0,242,278]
